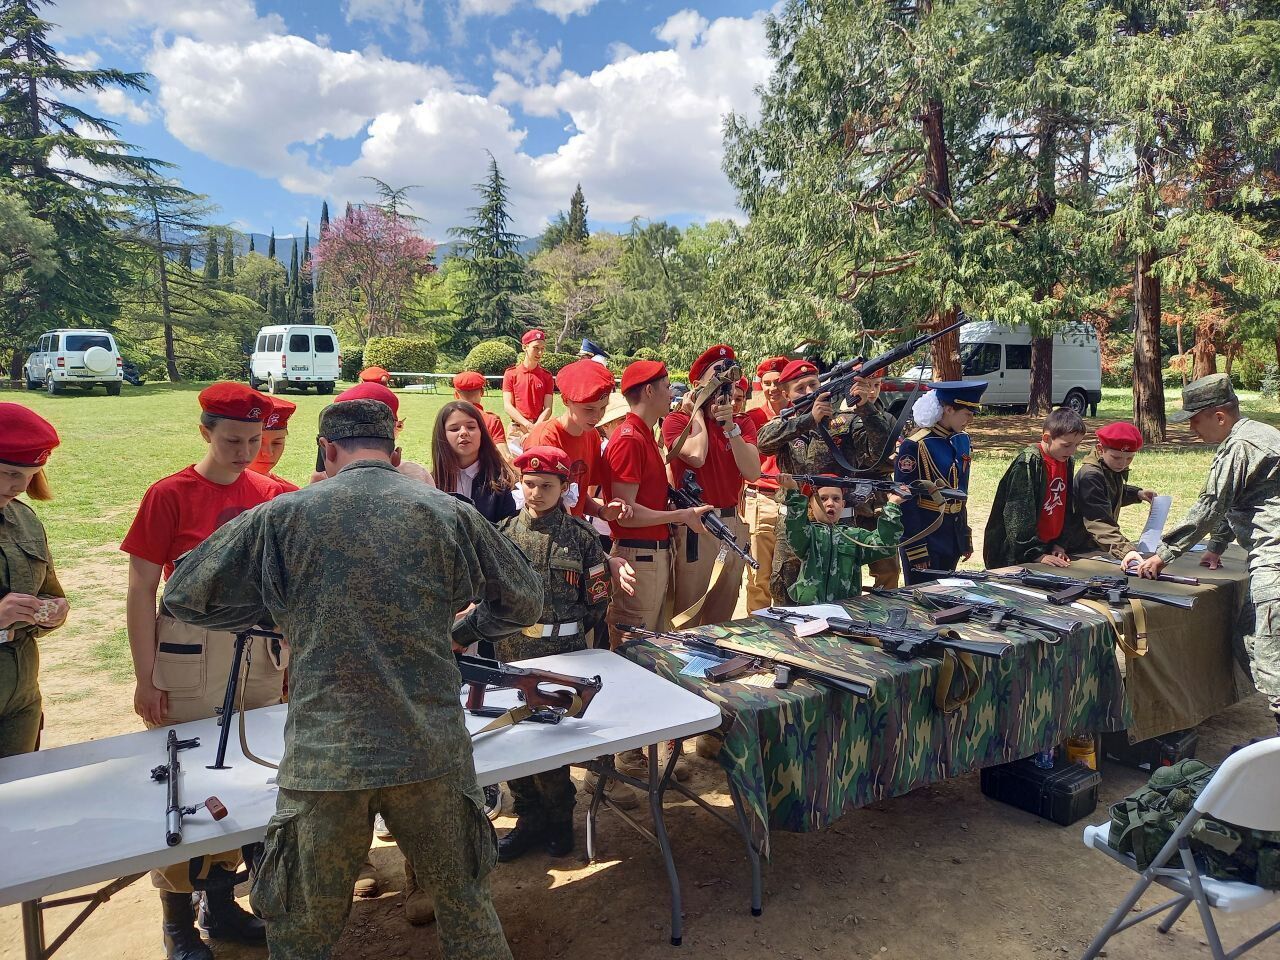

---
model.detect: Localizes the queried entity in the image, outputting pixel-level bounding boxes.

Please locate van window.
[256,335,267,352]
[269,334,282,352]
[65,334,113,352]
[39,335,50,352]
[313,333,335,353]
[960,342,1001,376]
[1005,345,1032,371]
[289,333,310,352]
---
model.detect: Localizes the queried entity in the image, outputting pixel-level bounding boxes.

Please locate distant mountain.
[179,230,541,270]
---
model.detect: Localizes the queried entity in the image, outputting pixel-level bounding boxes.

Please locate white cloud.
[532,0,599,22]
[491,31,561,83]
[458,0,519,17]
[48,0,284,44]
[655,9,710,50]
[344,0,431,54]
[90,87,154,124]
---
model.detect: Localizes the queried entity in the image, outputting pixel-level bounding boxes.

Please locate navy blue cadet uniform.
[894,381,986,585]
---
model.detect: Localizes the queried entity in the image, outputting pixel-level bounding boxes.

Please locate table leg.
[22,900,45,960]
[585,758,607,862]
[647,743,684,947]
[727,780,763,917]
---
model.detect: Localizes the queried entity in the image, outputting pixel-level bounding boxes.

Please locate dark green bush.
[364,336,438,384]
[463,339,519,375]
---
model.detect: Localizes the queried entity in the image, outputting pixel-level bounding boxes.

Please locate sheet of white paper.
[1137,495,1172,552]
[1190,543,1208,552]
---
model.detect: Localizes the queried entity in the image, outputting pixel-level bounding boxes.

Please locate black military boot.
[159,892,213,960]
[545,821,575,858]
[197,886,267,943]
[497,818,546,862]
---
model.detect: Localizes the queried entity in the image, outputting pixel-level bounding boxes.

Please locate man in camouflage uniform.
[456,445,610,861]
[163,399,541,960]
[1129,374,1280,731]
[757,359,897,599]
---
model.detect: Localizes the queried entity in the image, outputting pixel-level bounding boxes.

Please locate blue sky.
[47,0,776,241]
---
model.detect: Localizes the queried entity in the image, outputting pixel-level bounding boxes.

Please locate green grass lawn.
[7,380,1276,564]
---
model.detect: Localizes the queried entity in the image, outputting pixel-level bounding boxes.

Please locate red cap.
[621,360,668,394]
[557,358,615,403]
[336,381,400,416]
[1096,421,1143,452]
[778,359,819,385]
[756,356,788,377]
[514,445,570,477]
[735,377,748,393]
[453,371,486,392]
[199,382,273,422]
[521,330,547,346]
[262,396,296,430]
[690,344,735,383]
[359,366,390,384]
[0,404,59,466]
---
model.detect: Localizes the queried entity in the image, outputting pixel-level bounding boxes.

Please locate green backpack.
[1108,759,1280,889]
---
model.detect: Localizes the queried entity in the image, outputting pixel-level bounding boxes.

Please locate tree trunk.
[152,201,181,382]
[1029,336,1054,415]
[1132,140,1165,442]
[1191,319,1217,380]
[9,348,24,382]
[921,94,961,380]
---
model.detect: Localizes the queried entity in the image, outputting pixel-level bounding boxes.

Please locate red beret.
[1096,421,1143,452]
[199,382,272,422]
[262,396,296,430]
[735,377,748,392]
[359,366,390,384]
[336,381,399,417]
[521,330,547,346]
[453,371,486,392]
[557,358,615,403]
[756,356,788,377]
[621,360,668,394]
[778,359,819,385]
[514,445,570,477]
[0,404,59,466]
[689,344,736,383]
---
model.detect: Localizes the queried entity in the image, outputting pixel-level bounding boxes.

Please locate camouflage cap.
[318,398,397,441]
[1169,373,1237,423]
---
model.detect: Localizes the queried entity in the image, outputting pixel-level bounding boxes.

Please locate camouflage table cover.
[624,588,1129,856]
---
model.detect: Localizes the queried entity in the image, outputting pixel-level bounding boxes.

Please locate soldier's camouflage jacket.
[162,460,543,792]
[777,491,901,604]
[470,505,610,662]
[755,399,895,483]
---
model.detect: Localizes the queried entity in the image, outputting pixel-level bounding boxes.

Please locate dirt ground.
[4,545,1279,960]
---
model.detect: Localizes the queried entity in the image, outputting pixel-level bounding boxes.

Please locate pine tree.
[267,228,276,261]
[319,200,330,237]
[203,234,219,281]
[566,184,588,243]
[222,234,235,279]
[0,0,161,375]
[449,153,529,344]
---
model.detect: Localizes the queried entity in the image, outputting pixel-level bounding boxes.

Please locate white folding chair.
[1080,738,1280,960]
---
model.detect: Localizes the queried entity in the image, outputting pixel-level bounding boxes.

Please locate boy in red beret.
[502,330,554,446]
[249,395,299,492]
[741,357,789,609]
[453,370,507,448]
[358,365,391,385]
[1073,421,1157,559]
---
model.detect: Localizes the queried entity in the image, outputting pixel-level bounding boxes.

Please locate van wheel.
[268,375,284,395]
[317,381,334,395]
[248,372,260,390]
[106,382,121,396]
[25,374,39,390]
[1062,389,1088,416]
[45,375,61,396]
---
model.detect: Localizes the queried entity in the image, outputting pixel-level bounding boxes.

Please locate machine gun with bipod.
[892,588,1080,641]
[755,606,1012,662]
[915,568,1197,610]
[668,470,759,570]
[151,729,228,847]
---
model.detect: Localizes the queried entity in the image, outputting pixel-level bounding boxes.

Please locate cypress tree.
[319,200,330,237]
[203,234,219,281]
[288,238,300,320]
[267,228,276,261]
[566,184,588,243]
[248,235,255,253]
[222,234,235,278]
[301,223,313,320]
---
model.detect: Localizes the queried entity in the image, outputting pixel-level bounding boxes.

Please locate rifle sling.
[234,643,279,772]
[1079,597,1149,658]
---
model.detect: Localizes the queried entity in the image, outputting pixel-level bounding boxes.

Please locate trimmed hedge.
[340,348,364,381]
[364,336,437,382]
[541,351,577,374]
[463,339,519,375]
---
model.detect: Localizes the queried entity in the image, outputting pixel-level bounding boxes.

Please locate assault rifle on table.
[617,624,873,699]
[668,470,759,570]
[152,729,228,847]
[456,652,603,732]
[755,607,1011,662]
[760,474,967,505]
[915,568,1197,610]
[1090,555,1201,586]
[894,588,1080,642]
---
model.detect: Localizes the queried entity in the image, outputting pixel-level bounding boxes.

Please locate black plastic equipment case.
[980,757,1101,826]
[1101,728,1199,772]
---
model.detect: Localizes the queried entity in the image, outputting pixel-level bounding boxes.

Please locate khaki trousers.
[606,542,671,648]
[147,614,286,892]
[743,491,778,612]
[671,514,748,627]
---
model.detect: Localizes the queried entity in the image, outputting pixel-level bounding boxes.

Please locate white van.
[25,329,124,396]
[902,321,1102,415]
[249,325,341,395]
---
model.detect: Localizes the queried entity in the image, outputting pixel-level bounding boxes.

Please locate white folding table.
[0,649,731,957]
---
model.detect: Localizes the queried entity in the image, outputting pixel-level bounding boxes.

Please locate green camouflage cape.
[624,585,1129,856]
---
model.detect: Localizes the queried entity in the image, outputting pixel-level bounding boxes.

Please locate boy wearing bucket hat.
[1126,374,1280,729]
[1073,421,1157,559]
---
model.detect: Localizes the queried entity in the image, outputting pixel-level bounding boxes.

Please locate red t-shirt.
[744,407,779,492]
[1037,448,1069,544]
[476,403,506,447]
[502,363,555,423]
[662,411,759,508]
[267,471,300,493]
[121,466,284,578]
[525,418,604,518]
[605,413,669,541]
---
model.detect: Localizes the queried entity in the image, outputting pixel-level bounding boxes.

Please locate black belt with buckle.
[617,538,671,550]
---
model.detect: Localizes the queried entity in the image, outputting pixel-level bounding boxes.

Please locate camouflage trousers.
[508,765,575,825]
[252,768,511,960]
[1241,598,1280,717]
